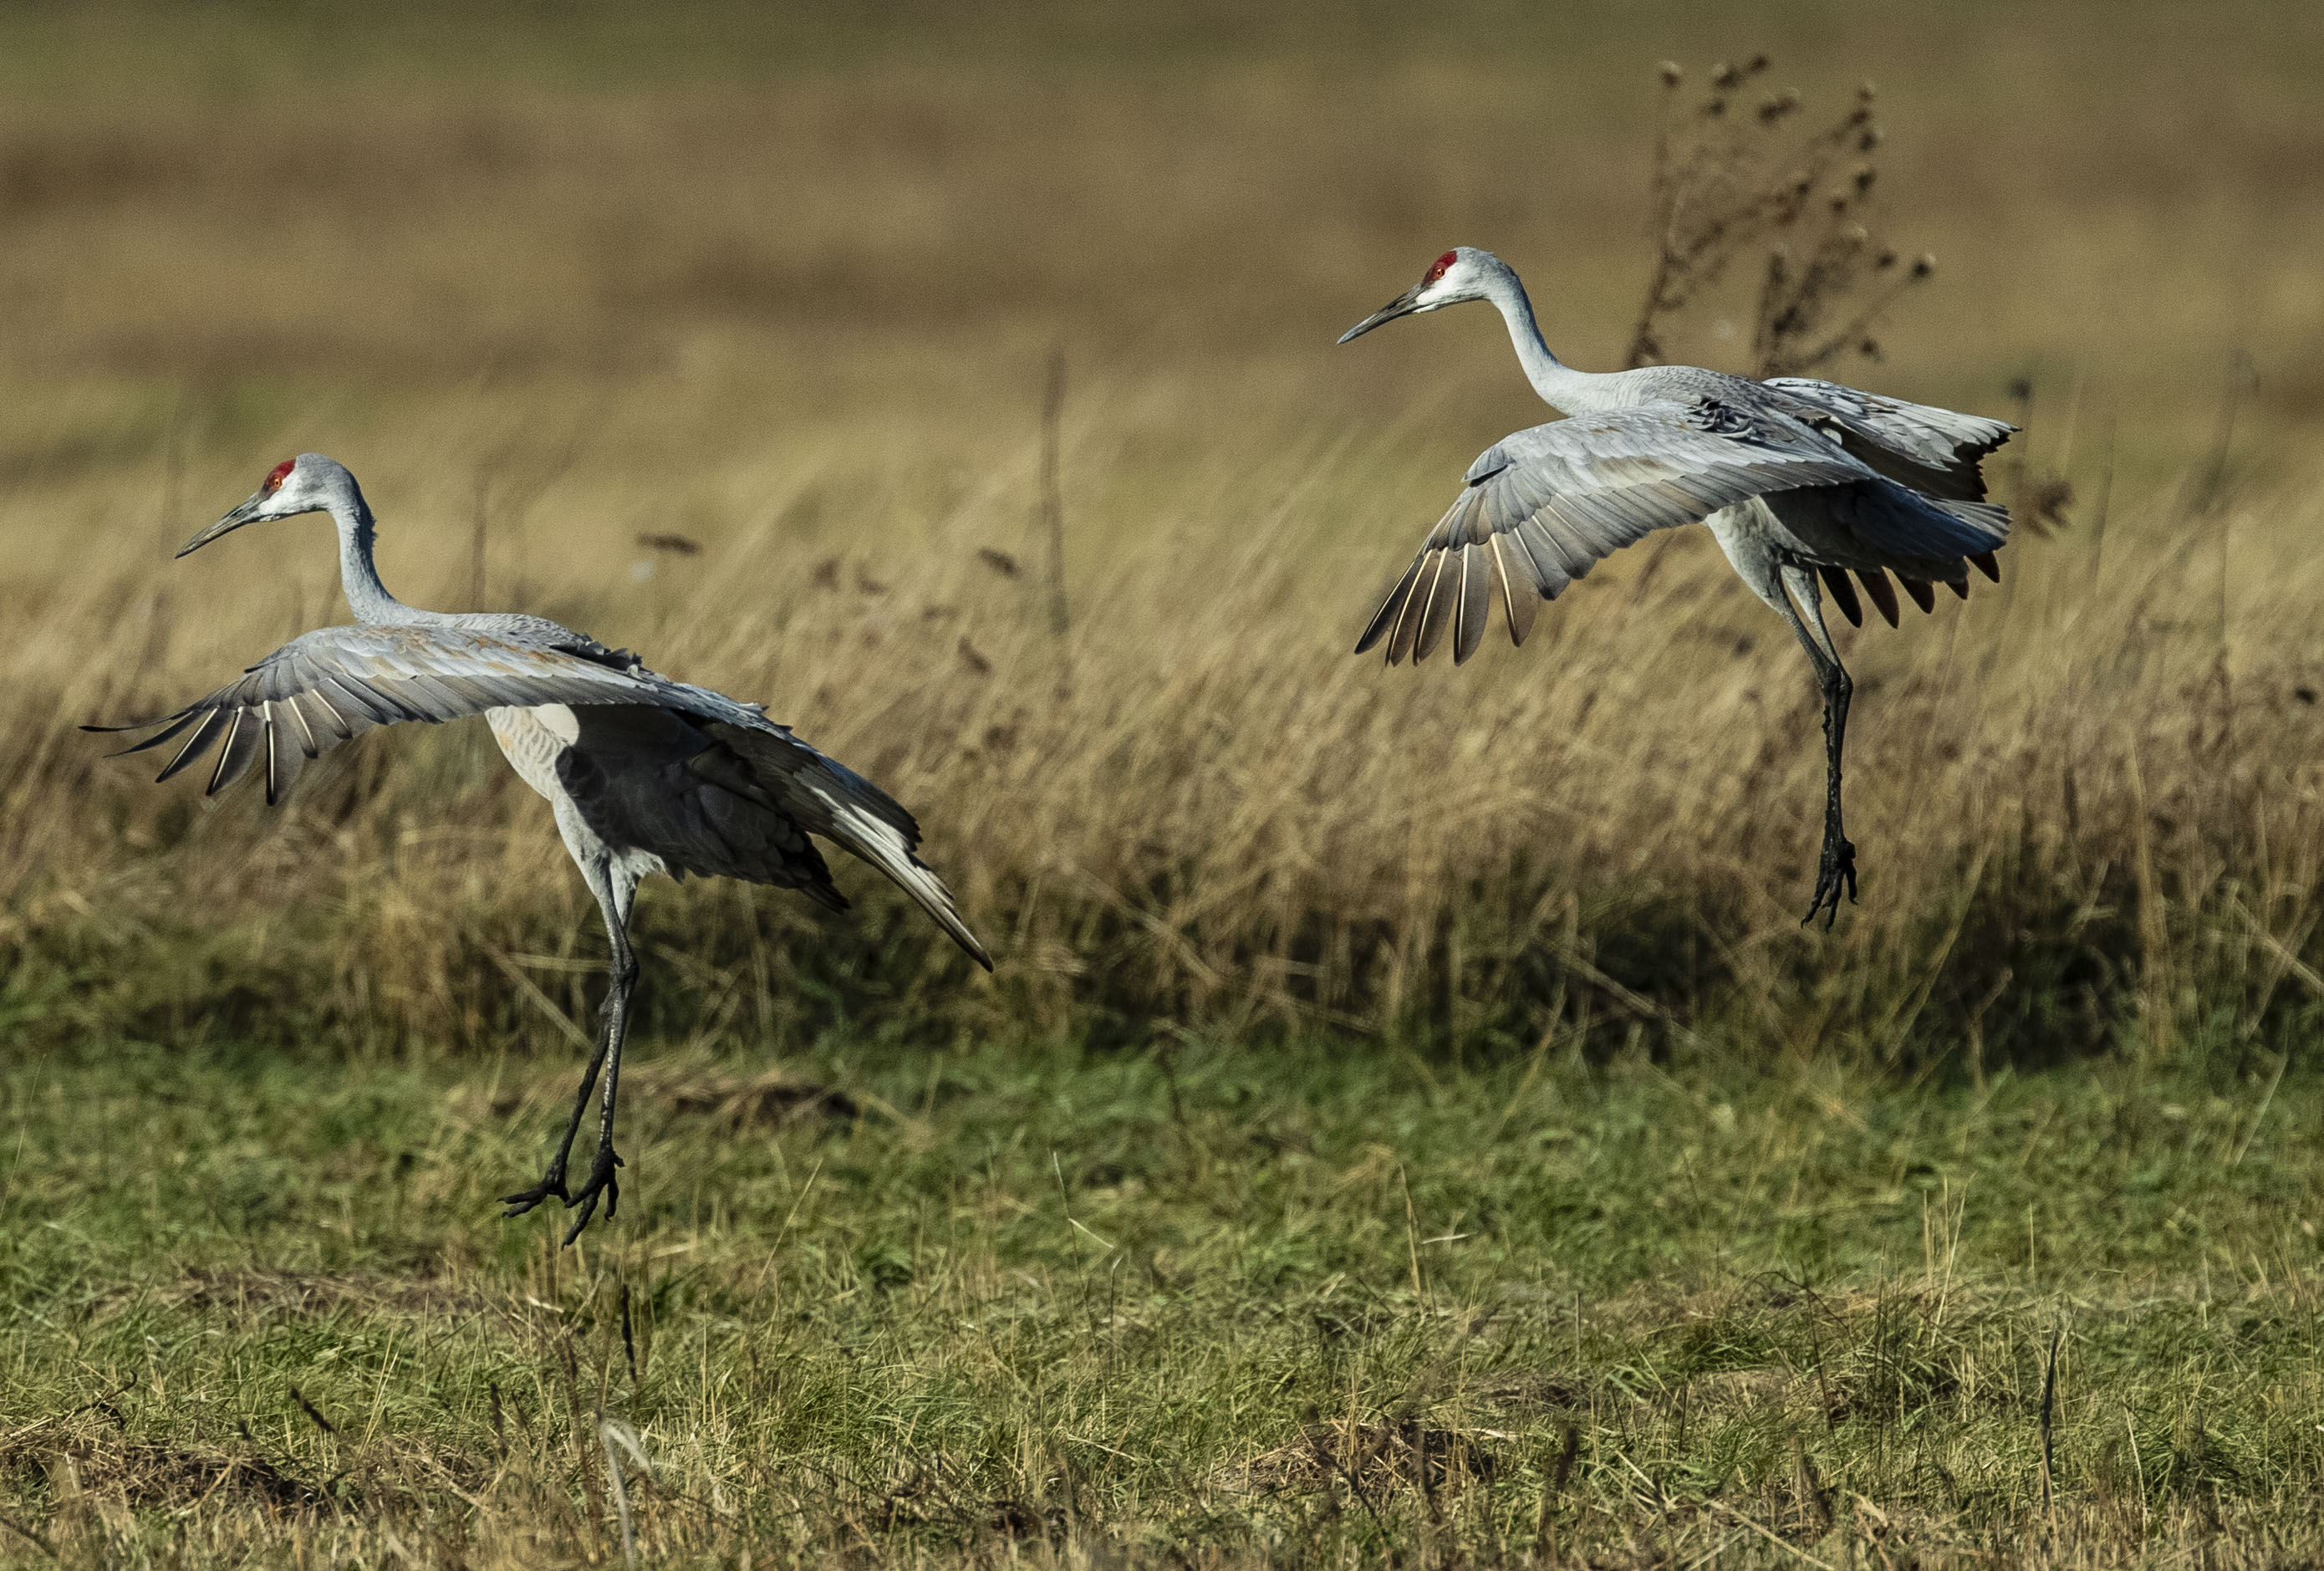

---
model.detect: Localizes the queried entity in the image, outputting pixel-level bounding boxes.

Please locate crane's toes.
[501,1169,571,1217]
[1801,835,1858,931]
[559,1146,624,1247]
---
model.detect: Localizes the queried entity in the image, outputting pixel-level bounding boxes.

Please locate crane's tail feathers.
[709,722,992,971]
[1934,497,2012,543]
[1762,483,2009,610]
[1759,377,2016,502]
[813,783,992,969]
[1863,486,2011,561]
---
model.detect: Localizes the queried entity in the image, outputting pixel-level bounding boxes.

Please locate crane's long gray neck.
[1479,261,1603,413]
[332,490,420,625]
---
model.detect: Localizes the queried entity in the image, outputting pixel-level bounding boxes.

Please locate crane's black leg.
[1807,661,1857,928]
[560,860,637,1244]
[503,854,637,1239]
[498,1016,608,1216]
[1775,564,1858,928]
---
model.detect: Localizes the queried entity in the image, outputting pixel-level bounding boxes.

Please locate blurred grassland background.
[8,3,2324,1568]
[3,0,2324,1059]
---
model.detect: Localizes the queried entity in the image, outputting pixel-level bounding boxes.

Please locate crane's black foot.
[560,1145,624,1247]
[1802,832,1858,931]
[501,1164,572,1217]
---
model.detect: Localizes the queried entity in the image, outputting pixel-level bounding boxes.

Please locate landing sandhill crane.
[90,455,991,1242]
[1338,247,2014,926]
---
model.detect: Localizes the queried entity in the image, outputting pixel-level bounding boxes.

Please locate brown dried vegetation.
[1630,58,1934,376]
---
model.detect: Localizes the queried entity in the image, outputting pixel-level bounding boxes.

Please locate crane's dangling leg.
[502,854,639,1240]
[1775,563,1857,928]
[562,855,639,1242]
[497,1015,606,1216]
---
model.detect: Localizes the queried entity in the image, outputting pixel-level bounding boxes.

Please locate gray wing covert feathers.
[1757,377,2014,502]
[84,623,745,807]
[1358,402,1864,665]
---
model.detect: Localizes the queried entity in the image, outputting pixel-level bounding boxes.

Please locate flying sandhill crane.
[1338,247,2014,926]
[89,455,991,1242]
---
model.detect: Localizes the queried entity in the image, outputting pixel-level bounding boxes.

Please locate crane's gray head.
[178,454,360,558]
[1338,247,1506,344]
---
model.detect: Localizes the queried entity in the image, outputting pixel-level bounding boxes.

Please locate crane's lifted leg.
[502,855,637,1242]
[1776,564,1857,929]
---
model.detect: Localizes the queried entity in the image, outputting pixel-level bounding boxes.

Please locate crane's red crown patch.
[262,458,296,493]
[1424,251,1458,284]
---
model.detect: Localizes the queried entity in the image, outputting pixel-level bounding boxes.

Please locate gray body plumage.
[94,454,987,1239]
[1338,247,2016,922]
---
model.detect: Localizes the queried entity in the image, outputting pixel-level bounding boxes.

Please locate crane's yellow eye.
[262,458,296,494]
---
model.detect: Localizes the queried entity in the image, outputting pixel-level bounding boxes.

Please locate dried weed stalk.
[1628,56,1934,377]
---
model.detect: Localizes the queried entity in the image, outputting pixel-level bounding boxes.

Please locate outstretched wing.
[1358,401,1865,665]
[700,721,992,970]
[90,621,994,971]
[1758,377,2013,502]
[85,622,747,807]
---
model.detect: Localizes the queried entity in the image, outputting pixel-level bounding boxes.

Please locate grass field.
[8,1035,2323,1567]
[6,0,2324,1563]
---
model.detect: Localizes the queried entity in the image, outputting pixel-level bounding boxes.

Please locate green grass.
[4,1030,2320,1566]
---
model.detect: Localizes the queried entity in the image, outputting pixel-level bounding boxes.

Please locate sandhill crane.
[89,455,991,1242]
[1338,247,2014,926]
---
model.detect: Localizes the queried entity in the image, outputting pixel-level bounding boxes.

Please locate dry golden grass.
[19,422,2324,1063]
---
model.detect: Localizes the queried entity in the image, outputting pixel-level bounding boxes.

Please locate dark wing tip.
[1493,537,1539,648]
[1818,566,1863,629]
[1412,548,1460,665]
[1971,549,2001,582]
[152,709,229,783]
[1856,569,1901,628]
[86,708,199,752]
[1388,549,1445,667]
[1356,553,1428,661]
[1451,546,1491,665]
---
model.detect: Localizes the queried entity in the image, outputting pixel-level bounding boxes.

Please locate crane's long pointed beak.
[1338,284,1424,344]
[176,492,266,558]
